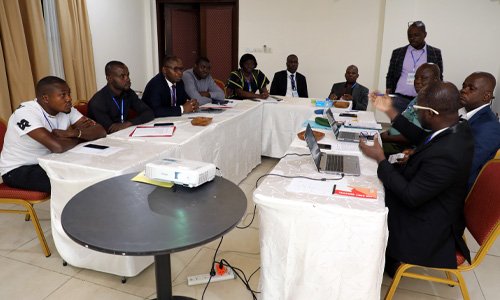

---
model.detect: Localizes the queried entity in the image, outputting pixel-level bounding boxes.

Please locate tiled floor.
[0,156,498,299]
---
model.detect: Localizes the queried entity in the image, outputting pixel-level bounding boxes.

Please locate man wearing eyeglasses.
[386,21,443,112]
[381,63,441,155]
[459,72,500,190]
[143,55,199,117]
[360,82,473,277]
[270,54,308,98]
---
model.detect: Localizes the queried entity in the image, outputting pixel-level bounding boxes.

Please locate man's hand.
[108,121,132,133]
[328,93,338,100]
[52,128,79,139]
[341,94,353,100]
[397,148,415,164]
[369,92,393,112]
[258,91,269,99]
[199,91,211,98]
[183,99,199,113]
[73,116,96,130]
[359,134,386,163]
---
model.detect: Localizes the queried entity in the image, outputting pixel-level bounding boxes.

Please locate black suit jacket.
[270,70,308,98]
[386,44,443,93]
[142,73,189,117]
[378,115,473,268]
[330,82,369,111]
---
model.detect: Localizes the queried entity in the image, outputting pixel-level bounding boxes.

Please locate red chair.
[213,78,227,98]
[384,154,500,300]
[0,119,51,257]
[74,100,88,116]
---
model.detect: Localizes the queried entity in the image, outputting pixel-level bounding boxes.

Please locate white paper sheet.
[69,145,124,156]
[286,178,336,196]
[130,126,175,137]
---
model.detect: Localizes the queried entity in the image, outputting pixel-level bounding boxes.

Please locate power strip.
[187,266,236,286]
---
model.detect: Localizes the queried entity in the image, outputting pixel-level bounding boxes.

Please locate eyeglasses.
[165,66,184,73]
[412,104,440,115]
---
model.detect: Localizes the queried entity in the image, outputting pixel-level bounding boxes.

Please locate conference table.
[39,100,263,276]
[61,174,247,300]
[253,118,388,300]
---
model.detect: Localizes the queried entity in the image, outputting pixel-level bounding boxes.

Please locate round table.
[61,173,247,300]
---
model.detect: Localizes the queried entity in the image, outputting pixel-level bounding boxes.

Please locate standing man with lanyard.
[88,61,154,133]
[270,54,308,98]
[386,21,443,112]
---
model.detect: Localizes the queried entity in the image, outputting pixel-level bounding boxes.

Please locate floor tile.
[6,230,81,276]
[203,224,260,256]
[0,256,70,300]
[474,254,500,300]
[45,278,143,300]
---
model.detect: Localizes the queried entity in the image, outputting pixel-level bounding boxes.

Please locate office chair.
[384,155,500,300]
[0,119,51,257]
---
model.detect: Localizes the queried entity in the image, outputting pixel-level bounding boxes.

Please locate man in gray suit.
[328,65,369,110]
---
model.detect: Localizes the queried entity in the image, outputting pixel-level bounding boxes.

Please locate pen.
[332,184,337,195]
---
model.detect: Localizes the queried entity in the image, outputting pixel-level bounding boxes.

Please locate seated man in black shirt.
[88,61,154,133]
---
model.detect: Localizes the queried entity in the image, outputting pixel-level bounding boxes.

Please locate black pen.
[332,184,337,195]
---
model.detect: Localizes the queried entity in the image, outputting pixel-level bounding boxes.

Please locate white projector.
[145,158,216,188]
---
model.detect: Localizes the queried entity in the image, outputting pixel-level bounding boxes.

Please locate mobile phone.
[318,143,331,150]
[339,113,358,118]
[154,123,174,126]
[84,144,109,150]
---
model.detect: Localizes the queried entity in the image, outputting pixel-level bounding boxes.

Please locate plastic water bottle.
[325,98,333,108]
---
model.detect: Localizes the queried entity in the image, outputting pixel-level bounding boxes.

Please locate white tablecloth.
[39,138,174,276]
[254,128,389,300]
[38,101,263,276]
[108,100,263,184]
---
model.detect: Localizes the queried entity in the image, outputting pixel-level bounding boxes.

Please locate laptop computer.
[325,108,360,143]
[304,124,361,176]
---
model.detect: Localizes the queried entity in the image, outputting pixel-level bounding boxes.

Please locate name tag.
[406,72,415,85]
[292,90,299,97]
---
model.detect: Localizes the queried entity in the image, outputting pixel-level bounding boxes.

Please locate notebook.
[304,124,361,176]
[325,108,360,143]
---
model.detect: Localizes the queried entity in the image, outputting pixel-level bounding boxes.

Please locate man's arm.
[300,75,308,98]
[88,97,114,131]
[269,72,282,96]
[386,48,402,94]
[207,76,225,101]
[354,86,368,110]
[28,128,79,153]
[128,93,155,125]
[52,116,107,140]
[182,72,211,105]
[142,81,182,117]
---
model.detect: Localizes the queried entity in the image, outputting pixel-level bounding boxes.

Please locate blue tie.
[290,74,296,91]
[171,84,177,106]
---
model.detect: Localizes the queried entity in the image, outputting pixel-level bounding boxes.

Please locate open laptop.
[304,124,360,176]
[325,108,360,143]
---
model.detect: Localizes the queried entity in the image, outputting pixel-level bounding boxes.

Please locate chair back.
[213,78,227,97]
[0,118,7,153]
[74,100,89,116]
[464,157,500,246]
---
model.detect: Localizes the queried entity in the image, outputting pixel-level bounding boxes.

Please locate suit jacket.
[386,44,443,93]
[330,82,369,111]
[378,114,473,268]
[142,73,189,117]
[270,70,308,98]
[467,106,500,189]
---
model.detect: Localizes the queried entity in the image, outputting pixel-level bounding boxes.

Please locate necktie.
[290,74,296,91]
[171,84,177,106]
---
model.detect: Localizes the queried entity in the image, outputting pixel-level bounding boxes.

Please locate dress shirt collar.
[287,70,296,77]
[464,103,490,120]
[165,77,175,88]
[427,126,449,143]
[408,44,427,52]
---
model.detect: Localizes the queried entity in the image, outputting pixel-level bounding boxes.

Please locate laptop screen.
[304,124,322,170]
[325,108,340,136]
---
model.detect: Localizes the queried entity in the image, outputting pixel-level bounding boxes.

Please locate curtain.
[43,0,65,79]
[0,0,49,120]
[55,0,96,102]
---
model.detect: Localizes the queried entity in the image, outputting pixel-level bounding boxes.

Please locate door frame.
[155,0,239,72]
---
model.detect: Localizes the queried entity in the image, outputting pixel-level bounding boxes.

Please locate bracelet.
[77,129,82,138]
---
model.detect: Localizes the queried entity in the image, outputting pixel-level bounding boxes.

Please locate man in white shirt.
[182,57,225,105]
[0,76,106,192]
[270,54,308,98]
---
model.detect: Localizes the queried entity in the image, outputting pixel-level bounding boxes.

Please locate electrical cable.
[218,259,260,300]
[255,173,344,188]
[201,236,224,300]
[236,205,257,229]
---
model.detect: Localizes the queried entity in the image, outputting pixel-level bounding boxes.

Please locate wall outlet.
[187,266,236,286]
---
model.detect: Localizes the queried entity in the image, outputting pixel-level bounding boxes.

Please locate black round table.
[61,173,247,300]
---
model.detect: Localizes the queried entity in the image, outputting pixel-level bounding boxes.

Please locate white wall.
[86,0,157,92]
[86,0,500,114]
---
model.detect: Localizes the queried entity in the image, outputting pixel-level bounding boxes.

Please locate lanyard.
[112,97,124,123]
[42,112,57,130]
[410,48,426,71]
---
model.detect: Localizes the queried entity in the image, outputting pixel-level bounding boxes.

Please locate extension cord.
[187,266,236,286]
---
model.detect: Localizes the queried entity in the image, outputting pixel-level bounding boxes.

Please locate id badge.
[292,90,299,97]
[406,72,415,85]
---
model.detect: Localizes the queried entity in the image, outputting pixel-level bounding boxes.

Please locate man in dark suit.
[328,65,369,110]
[386,21,443,111]
[270,54,308,98]
[142,56,199,117]
[459,72,500,189]
[360,82,474,276]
